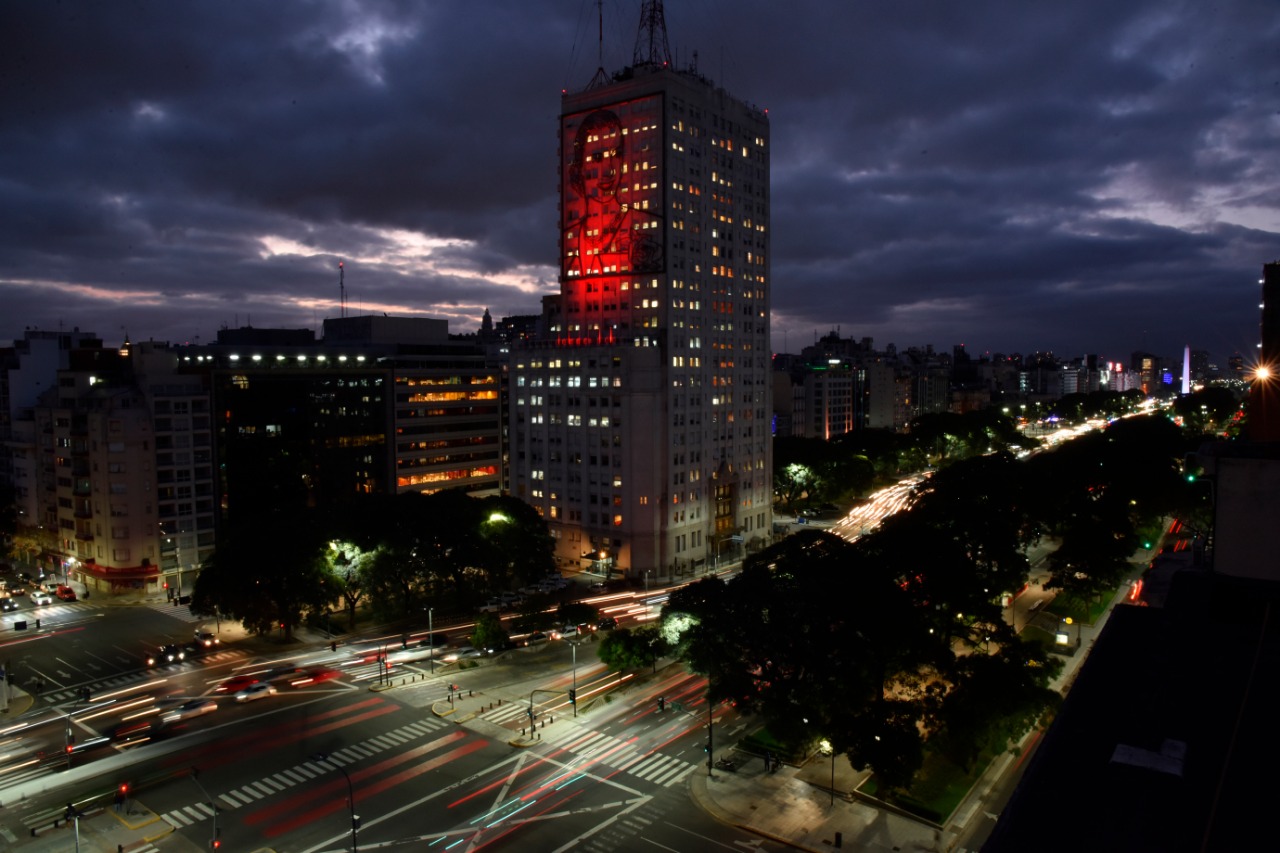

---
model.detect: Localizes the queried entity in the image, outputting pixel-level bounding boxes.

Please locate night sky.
[3,1,1276,366]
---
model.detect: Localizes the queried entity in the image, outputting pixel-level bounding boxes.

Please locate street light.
[190,768,219,850]
[820,739,835,807]
[312,752,358,853]
[568,638,583,717]
[428,607,435,675]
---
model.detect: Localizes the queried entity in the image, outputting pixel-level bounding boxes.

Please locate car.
[441,645,482,662]
[8,586,27,598]
[55,585,77,602]
[215,674,260,693]
[288,668,340,687]
[161,697,218,723]
[29,591,52,606]
[146,644,187,666]
[595,617,618,631]
[234,682,277,703]
[110,719,160,746]
[551,624,580,639]
[193,630,220,648]
[0,598,17,612]
[15,572,32,583]
[520,631,548,646]
[478,598,505,613]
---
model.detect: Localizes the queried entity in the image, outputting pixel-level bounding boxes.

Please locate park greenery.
[666,399,1227,795]
[189,491,556,639]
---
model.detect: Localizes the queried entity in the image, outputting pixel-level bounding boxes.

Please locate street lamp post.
[570,639,579,717]
[313,752,358,853]
[429,607,435,675]
[190,768,219,850]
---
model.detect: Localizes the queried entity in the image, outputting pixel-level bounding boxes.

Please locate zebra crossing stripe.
[347,744,375,758]
[649,762,691,786]
[632,755,678,780]
[661,765,696,787]
[269,773,295,788]
[219,793,242,809]
[609,749,644,771]
[280,768,309,783]
[250,781,275,797]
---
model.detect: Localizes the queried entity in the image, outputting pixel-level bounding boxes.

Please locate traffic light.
[65,743,74,755]
[657,696,665,712]
[568,688,577,704]
[118,782,129,796]
[352,814,362,830]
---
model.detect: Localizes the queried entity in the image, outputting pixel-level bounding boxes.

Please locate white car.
[442,645,482,662]
[162,698,218,723]
[30,591,54,606]
[234,683,277,703]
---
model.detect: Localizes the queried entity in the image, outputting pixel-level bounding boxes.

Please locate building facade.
[509,33,772,580]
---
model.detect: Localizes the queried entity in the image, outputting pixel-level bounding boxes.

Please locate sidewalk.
[690,753,942,852]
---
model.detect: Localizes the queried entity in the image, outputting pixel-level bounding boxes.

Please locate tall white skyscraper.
[509,3,772,580]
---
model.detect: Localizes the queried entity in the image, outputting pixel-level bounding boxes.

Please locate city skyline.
[3,1,1275,366]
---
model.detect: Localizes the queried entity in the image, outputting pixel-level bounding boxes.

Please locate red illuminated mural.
[561,97,665,280]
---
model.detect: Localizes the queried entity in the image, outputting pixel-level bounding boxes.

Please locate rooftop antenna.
[338,260,347,318]
[587,0,609,88]
[633,0,672,68]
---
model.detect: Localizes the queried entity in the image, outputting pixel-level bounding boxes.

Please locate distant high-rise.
[1248,261,1280,441]
[509,3,772,579]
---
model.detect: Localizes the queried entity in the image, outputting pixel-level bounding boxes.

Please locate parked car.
[478,598,505,613]
[29,591,53,606]
[55,585,77,602]
[234,682,277,703]
[594,617,618,631]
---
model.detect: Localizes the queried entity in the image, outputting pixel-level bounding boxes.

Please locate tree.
[190,511,336,641]
[470,613,509,652]
[597,626,667,671]
[928,642,1061,772]
[557,601,598,629]
[511,594,556,633]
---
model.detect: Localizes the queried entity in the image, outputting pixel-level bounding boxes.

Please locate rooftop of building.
[983,566,1280,853]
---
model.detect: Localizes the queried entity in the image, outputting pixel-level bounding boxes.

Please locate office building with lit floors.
[509,8,772,582]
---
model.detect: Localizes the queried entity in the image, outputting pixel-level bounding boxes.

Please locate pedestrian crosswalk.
[558,730,697,788]
[162,717,449,828]
[40,649,246,704]
[142,599,206,623]
[482,700,540,726]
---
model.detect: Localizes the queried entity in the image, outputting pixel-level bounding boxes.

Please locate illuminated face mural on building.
[561,101,665,281]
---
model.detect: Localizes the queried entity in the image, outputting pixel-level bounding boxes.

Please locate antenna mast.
[586,0,609,89]
[338,260,347,318]
[633,0,672,68]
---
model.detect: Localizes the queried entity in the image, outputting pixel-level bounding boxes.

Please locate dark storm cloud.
[1,0,1276,364]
